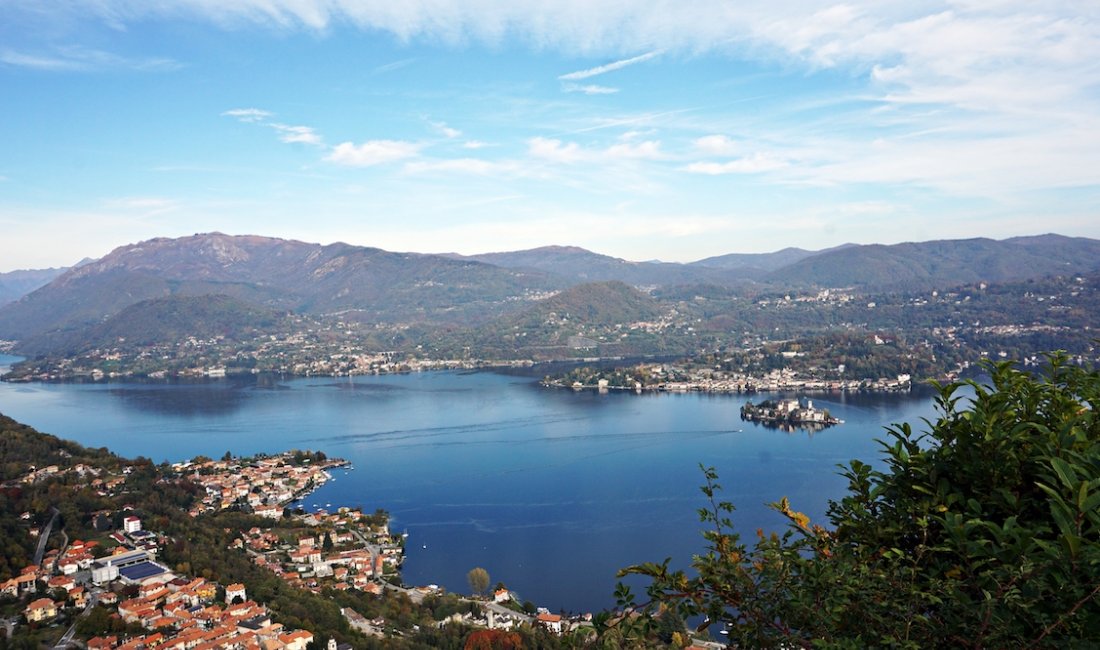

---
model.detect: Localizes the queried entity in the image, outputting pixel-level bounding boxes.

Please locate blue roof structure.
[118,561,166,582]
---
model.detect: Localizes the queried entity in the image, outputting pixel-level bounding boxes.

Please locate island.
[740,397,842,432]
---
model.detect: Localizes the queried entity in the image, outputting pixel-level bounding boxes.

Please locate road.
[33,507,60,567]
[484,601,534,624]
[53,592,98,649]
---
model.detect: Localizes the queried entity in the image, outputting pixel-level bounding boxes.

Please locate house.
[124,516,143,533]
[254,504,282,519]
[14,572,38,595]
[279,630,314,650]
[225,583,247,603]
[71,587,89,608]
[87,636,119,649]
[48,575,76,592]
[493,588,512,603]
[536,612,563,635]
[25,598,58,622]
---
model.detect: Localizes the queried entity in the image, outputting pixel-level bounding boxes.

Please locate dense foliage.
[617,356,1100,647]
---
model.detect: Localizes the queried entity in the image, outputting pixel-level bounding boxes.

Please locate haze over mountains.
[1,232,1099,358]
[0,267,70,308]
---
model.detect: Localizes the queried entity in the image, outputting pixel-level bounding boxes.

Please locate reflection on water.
[105,382,249,417]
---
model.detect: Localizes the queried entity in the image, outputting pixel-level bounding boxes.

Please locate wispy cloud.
[222,108,273,123]
[223,109,324,147]
[103,197,180,215]
[270,123,323,146]
[327,140,422,167]
[372,57,417,74]
[558,50,663,81]
[562,108,698,135]
[1,46,180,72]
[462,140,490,149]
[429,121,462,138]
[562,83,619,95]
[404,158,514,175]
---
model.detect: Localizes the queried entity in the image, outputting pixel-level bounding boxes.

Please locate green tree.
[616,355,1100,648]
[467,567,490,598]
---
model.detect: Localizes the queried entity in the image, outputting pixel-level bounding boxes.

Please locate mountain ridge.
[4,232,1100,357]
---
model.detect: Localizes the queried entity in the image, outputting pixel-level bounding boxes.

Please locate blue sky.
[2,1,1099,270]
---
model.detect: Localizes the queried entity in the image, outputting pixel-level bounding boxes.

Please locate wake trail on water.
[300,426,732,453]
[293,412,590,445]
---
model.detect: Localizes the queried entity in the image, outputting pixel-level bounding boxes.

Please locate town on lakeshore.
[1,446,631,649]
[544,362,914,394]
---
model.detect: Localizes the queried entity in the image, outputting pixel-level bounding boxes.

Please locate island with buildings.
[740,397,842,432]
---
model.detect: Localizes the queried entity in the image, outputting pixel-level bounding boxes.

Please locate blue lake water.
[0,354,940,613]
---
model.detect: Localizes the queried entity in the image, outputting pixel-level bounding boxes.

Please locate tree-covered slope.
[0,233,562,343]
[13,294,284,357]
[764,234,1100,291]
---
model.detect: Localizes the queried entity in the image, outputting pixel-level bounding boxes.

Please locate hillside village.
[0,439,618,649]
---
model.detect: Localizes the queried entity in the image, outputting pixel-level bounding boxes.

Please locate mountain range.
[0,267,69,307]
[2,232,1099,357]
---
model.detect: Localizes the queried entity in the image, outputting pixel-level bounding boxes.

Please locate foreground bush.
[616,356,1100,648]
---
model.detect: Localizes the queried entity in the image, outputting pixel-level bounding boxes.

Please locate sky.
[1,1,1099,270]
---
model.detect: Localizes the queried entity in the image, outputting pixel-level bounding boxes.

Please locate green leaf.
[1050,457,1077,490]
[1049,500,1077,538]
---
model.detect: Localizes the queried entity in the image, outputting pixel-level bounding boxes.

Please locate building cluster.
[10,515,319,650]
[173,453,344,517]
[558,364,913,394]
[94,580,316,650]
[240,507,402,595]
[740,397,842,430]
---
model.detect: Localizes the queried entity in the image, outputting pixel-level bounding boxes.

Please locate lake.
[0,354,941,614]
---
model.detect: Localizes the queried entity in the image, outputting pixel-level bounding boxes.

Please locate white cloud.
[562,83,619,95]
[693,135,739,156]
[605,140,664,160]
[462,140,490,149]
[429,121,462,138]
[71,2,1092,126]
[527,137,584,163]
[527,137,664,163]
[685,153,788,174]
[222,108,273,123]
[559,50,663,81]
[326,140,422,167]
[270,123,323,146]
[223,109,324,147]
